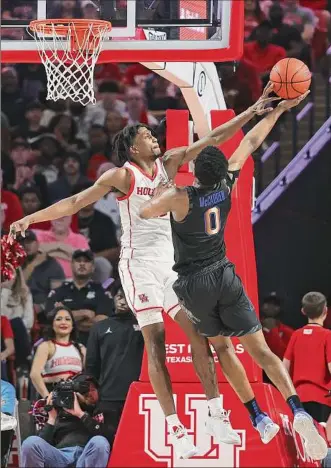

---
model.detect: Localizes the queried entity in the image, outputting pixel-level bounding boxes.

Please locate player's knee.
[212,340,234,360]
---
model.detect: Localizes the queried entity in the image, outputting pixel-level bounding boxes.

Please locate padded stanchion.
[109,382,323,467]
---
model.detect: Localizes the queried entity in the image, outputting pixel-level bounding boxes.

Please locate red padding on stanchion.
[166,109,190,173]
[109,381,323,467]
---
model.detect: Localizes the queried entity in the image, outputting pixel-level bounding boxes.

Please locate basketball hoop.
[29,19,112,105]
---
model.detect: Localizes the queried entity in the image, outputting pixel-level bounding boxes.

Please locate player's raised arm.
[163,83,278,178]
[228,91,310,172]
[8,167,130,241]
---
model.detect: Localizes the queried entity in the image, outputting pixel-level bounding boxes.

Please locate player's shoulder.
[97,165,131,183]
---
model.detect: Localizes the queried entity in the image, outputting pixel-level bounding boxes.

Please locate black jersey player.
[140,91,327,461]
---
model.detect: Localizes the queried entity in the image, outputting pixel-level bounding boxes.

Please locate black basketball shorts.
[173,258,262,338]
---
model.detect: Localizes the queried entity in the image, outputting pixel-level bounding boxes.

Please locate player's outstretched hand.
[153,180,176,198]
[250,82,281,116]
[277,91,310,111]
[8,218,30,243]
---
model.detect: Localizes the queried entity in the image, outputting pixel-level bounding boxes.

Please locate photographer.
[21,373,110,468]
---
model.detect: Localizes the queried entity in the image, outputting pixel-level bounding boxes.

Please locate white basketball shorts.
[118,258,181,328]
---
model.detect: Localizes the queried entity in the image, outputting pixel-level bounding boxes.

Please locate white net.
[29,21,111,106]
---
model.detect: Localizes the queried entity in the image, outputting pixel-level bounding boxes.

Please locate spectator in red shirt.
[261,294,294,359]
[123,63,153,87]
[217,60,262,114]
[0,316,15,381]
[283,292,331,437]
[244,21,287,82]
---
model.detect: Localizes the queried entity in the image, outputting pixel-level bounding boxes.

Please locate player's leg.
[140,319,175,417]
[173,309,218,401]
[239,330,327,459]
[169,269,240,444]
[219,262,328,460]
[138,313,198,459]
[118,261,197,459]
[209,335,279,444]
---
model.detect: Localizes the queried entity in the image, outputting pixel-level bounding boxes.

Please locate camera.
[51,379,90,410]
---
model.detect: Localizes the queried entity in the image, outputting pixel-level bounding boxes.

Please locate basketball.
[270,58,311,100]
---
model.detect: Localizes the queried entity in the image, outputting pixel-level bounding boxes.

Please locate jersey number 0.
[204,207,221,235]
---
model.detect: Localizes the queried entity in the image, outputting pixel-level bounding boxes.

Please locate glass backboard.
[1,0,243,63]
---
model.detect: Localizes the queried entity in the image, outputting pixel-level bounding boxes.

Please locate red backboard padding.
[139,109,261,383]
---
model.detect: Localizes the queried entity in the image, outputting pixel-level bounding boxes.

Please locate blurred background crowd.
[1,0,331,467]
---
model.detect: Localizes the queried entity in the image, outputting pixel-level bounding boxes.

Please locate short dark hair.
[19,185,42,200]
[194,146,228,187]
[302,292,327,319]
[256,20,273,31]
[110,278,123,297]
[63,152,81,165]
[113,124,155,166]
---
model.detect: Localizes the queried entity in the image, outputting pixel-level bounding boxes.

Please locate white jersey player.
[118,158,180,321]
[9,87,284,459]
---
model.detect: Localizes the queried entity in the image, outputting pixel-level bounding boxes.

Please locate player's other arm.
[228,91,309,172]
[8,168,130,240]
[163,84,277,178]
[139,186,184,219]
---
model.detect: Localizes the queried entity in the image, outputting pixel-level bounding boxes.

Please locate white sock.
[208,397,223,416]
[166,413,182,429]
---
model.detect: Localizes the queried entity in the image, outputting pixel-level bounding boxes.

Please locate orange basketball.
[270,58,311,100]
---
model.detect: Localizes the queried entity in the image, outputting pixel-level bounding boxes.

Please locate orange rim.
[29,18,112,37]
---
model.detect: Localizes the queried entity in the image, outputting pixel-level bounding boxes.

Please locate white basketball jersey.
[117,159,173,261]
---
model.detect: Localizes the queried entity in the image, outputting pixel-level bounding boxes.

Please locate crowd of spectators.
[1,0,331,466]
[220,0,330,114]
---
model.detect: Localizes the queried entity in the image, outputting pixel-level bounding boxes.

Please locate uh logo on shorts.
[139,393,246,467]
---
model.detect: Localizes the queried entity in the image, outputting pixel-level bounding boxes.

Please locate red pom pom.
[1,235,27,282]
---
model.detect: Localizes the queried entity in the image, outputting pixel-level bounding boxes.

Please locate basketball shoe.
[169,425,198,459]
[293,411,328,461]
[252,413,280,444]
[205,409,241,444]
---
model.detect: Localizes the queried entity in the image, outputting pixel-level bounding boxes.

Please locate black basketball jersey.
[171,171,240,275]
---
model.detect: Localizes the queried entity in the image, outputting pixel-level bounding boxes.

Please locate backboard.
[1,0,244,63]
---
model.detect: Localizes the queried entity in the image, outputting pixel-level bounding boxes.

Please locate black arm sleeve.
[38,423,56,444]
[80,412,115,443]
